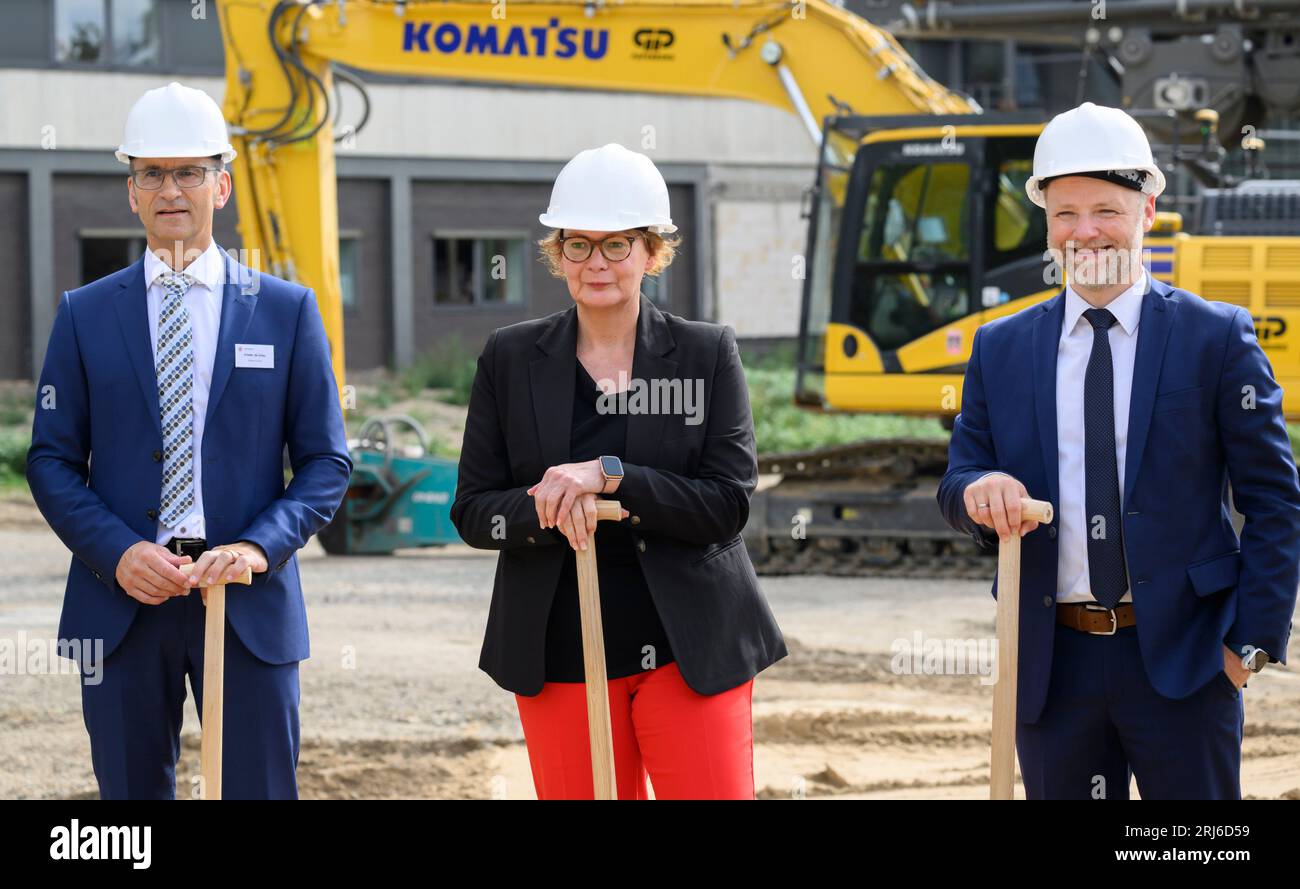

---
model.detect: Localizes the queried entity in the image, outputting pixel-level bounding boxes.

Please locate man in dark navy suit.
[27,83,351,799]
[938,103,1300,799]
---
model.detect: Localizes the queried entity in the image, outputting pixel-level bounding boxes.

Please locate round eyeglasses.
[560,233,639,263]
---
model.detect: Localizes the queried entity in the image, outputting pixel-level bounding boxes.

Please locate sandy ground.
[2,491,1298,800]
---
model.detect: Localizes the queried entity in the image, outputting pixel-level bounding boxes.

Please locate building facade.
[0,0,825,380]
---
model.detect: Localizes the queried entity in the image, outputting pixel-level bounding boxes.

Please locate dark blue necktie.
[1083,308,1128,608]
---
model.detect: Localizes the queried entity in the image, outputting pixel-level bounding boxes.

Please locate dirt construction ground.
[2,493,1297,800]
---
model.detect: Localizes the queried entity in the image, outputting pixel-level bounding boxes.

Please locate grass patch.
[744,364,947,455]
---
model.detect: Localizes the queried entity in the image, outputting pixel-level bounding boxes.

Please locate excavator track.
[744,438,997,579]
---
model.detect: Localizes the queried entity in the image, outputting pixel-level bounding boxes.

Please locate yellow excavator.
[213,0,1300,573]
[214,0,975,389]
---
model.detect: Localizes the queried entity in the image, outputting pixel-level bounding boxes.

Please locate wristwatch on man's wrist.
[598,455,624,494]
[1240,645,1271,673]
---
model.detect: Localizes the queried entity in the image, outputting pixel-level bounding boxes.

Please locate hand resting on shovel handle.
[182,542,267,604]
[964,473,1043,541]
[555,493,631,551]
[180,561,253,597]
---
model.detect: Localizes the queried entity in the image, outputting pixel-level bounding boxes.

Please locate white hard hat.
[540,143,676,234]
[1025,102,1165,208]
[116,82,236,164]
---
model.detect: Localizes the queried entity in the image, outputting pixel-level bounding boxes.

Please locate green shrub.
[0,429,29,483]
[402,342,477,406]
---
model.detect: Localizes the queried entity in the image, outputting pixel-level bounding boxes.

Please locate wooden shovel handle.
[1018,498,1053,524]
[177,559,250,800]
[578,499,624,799]
[989,496,1053,801]
[179,562,253,586]
[594,499,623,522]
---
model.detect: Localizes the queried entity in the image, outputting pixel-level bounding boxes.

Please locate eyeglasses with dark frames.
[129,166,221,191]
[559,232,640,263]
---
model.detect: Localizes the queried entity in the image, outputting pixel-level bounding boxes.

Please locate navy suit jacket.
[938,278,1300,723]
[27,247,352,668]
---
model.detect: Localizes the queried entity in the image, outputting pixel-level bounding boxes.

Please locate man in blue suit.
[938,103,1300,800]
[26,82,351,799]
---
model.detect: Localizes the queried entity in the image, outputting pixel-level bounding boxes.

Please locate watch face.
[600,455,623,477]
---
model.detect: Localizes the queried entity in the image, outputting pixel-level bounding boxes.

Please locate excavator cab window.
[980,136,1052,312]
[852,160,971,352]
[993,159,1036,252]
[987,138,1044,263]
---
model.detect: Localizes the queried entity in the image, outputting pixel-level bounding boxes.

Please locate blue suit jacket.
[27,248,352,668]
[938,278,1300,723]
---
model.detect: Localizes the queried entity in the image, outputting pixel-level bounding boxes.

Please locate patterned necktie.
[1082,308,1128,608]
[157,271,196,528]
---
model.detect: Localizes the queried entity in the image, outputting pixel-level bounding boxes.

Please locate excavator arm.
[214,0,977,387]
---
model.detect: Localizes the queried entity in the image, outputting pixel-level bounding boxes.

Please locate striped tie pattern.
[157,271,196,527]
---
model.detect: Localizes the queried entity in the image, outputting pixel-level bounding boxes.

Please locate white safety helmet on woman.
[540,143,676,233]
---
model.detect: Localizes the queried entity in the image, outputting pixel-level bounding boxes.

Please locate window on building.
[79,232,147,286]
[53,0,160,67]
[112,0,159,66]
[339,234,360,312]
[433,234,526,307]
[480,236,524,305]
[55,0,105,63]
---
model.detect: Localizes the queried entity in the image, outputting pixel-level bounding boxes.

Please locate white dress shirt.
[1055,270,1147,603]
[974,271,1147,603]
[142,240,226,545]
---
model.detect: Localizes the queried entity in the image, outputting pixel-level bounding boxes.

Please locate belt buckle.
[1083,602,1118,636]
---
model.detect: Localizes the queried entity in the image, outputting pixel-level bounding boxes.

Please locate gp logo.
[1252,315,1287,342]
[633,28,675,51]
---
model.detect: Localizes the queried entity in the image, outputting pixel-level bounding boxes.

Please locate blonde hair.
[537,227,680,279]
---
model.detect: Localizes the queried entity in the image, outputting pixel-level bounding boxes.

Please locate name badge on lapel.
[235,344,274,369]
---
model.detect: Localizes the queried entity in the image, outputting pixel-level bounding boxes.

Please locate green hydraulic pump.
[318,414,464,555]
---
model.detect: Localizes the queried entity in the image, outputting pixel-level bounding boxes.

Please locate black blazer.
[451,296,788,696]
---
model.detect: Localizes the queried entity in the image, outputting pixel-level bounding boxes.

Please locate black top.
[451,298,788,697]
[543,361,675,681]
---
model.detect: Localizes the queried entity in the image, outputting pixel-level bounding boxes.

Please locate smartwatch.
[598,455,624,494]
[1240,645,1271,673]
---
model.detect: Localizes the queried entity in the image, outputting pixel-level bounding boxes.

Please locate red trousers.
[514,661,755,799]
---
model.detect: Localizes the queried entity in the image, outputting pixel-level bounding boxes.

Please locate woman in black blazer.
[450,143,786,799]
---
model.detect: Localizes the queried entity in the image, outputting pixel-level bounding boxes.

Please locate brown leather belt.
[1056,602,1136,635]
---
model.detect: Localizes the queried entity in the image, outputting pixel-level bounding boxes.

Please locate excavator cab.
[798,116,1053,416]
[758,115,1062,575]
